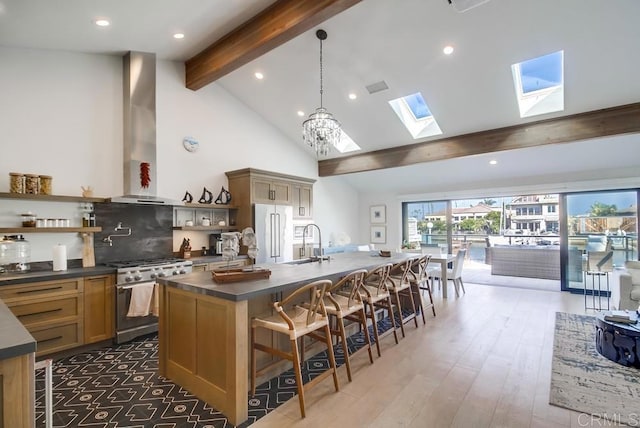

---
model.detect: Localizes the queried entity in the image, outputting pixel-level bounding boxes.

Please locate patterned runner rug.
[550,312,640,426]
[35,315,400,427]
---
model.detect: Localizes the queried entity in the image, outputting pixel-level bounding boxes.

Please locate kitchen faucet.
[103,222,132,246]
[302,223,328,262]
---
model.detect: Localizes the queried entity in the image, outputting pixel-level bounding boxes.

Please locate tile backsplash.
[93,203,173,264]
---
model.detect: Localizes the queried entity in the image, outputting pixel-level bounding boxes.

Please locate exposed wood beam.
[318,102,640,177]
[185,0,362,90]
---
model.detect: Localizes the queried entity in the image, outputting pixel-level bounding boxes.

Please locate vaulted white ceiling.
[1,0,639,195]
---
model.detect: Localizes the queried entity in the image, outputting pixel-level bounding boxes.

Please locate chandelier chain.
[319,36,324,109]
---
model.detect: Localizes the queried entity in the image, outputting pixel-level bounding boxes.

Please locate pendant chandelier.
[302,29,342,157]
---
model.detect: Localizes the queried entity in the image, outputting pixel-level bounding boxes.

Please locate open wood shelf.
[0,192,107,203]
[172,226,238,232]
[0,227,102,233]
[182,203,237,209]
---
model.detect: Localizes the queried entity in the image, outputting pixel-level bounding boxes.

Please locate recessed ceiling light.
[173,33,185,40]
[443,45,454,55]
[254,72,264,80]
[348,93,357,100]
[297,110,305,117]
[94,19,110,27]
[489,160,498,165]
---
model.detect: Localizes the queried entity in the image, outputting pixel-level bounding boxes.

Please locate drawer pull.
[39,335,63,344]
[17,286,63,295]
[18,308,62,318]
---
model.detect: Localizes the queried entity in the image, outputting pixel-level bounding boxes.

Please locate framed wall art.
[370,225,386,244]
[370,205,386,224]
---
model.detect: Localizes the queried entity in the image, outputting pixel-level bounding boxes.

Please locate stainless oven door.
[115,280,158,344]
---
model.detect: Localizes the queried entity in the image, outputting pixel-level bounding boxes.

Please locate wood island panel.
[159,286,248,426]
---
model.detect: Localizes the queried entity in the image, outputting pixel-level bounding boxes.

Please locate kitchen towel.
[52,244,67,271]
[127,283,155,317]
[151,284,160,317]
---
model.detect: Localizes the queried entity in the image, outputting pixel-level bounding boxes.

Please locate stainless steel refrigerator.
[253,204,293,264]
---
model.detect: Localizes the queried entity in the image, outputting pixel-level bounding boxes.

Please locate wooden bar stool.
[250,279,339,418]
[359,263,399,357]
[324,269,374,382]
[388,257,419,337]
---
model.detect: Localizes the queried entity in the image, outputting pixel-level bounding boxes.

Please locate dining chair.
[359,263,399,357]
[388,257,419,337]
[324,269,374,382]
[250,279,339,418]
[431,249,467,297]
[409,254,435,320]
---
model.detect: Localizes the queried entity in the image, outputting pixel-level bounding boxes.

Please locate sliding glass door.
[563,190,638,292]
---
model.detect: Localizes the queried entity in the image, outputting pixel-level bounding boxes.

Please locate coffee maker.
[209,233,223,256]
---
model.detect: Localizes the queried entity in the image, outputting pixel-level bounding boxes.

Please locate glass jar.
[58,218,69,228]
[24,174,39,194]
[9,173,25,193]
[21,212,36,227]
[36,218,46,228]
[46,218,57,228]
[39,175,52,195]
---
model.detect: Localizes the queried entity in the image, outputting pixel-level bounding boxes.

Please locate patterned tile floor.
[35,315,402,427]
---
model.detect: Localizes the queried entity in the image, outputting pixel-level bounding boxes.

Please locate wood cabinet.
[251,177,291,205]
[83,275,115,344]
[0,273,116,356]
[225,168,316,235]
[0,352,35,428]
[292,183,313,219]
[191,259,250,272]
[0,278,84,356]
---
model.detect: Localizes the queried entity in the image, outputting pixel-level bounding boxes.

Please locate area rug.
[550,312,640,425]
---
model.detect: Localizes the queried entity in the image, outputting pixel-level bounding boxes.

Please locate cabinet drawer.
[0,278,82,302]
[192,264,208,272]
[30,323,81,356]
[9,296,81,328]
[209,259,248,270]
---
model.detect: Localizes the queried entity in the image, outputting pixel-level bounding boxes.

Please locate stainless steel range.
[109,258,193,344]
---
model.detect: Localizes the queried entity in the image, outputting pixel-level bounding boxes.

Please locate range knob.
[124,275,133,283]
[149,272,157,279]
[157,271,166,278]
[134,273,143,281]
[172,270,180,276]
[179,269,187,274]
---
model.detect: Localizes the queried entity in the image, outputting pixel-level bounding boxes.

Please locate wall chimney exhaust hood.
[109,51,179,205]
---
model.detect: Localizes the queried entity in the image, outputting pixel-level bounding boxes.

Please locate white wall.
[0,47,360,261]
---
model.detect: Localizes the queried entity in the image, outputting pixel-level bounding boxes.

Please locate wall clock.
[183,137,200,152]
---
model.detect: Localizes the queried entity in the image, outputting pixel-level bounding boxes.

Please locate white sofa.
[610,261,640,310]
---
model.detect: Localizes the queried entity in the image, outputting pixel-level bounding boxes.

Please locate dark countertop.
[0,265,117,286]
[0,298,36,359]
[157,251,413,302]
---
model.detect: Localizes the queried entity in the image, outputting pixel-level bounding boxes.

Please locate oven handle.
[117,281,157,290]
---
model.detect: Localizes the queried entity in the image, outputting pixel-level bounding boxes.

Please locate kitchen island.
[0,298,37,427]
[156,251,411,425]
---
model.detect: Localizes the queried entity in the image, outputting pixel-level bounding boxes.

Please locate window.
[388,92,443,139]
[511,50,564,118]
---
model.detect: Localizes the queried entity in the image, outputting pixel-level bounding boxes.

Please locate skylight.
[511,50,564,118]
[334,131,360,153]
[388,92,442,139]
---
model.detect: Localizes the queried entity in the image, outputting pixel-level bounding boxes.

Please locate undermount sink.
[283,258,317,265]
[283,256,330,265]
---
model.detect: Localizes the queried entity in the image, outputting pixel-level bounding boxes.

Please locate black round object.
[316,29,327,40]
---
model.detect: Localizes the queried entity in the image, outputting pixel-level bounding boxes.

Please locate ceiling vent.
[366,80,389,94]
[447,0,490,12]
